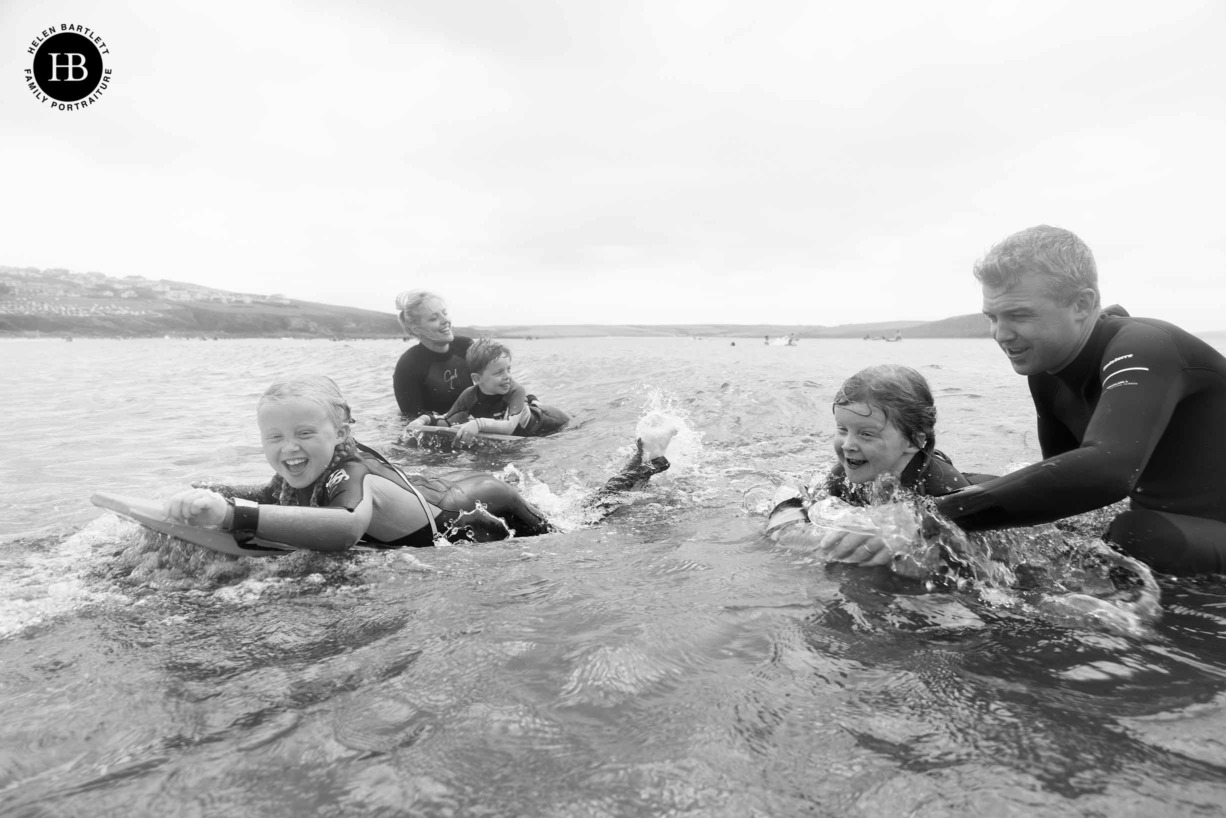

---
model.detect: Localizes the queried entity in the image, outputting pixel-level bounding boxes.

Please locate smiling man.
[935,225,1226,575]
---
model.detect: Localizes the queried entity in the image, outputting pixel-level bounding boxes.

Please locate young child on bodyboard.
[150,375,674,553]
[412,338,570,443]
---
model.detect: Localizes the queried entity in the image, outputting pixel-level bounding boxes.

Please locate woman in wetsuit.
[164,376,674,551]
[392,290,474,422]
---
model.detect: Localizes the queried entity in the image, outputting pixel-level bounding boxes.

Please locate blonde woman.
[393,290,473,422]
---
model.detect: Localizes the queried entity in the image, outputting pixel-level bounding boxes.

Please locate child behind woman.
[165,375,672,551]
[419,338,570,443]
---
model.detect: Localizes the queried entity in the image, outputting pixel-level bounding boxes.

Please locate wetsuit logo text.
[326,470,349,493]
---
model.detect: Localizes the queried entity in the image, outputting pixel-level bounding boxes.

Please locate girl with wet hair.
[833,365,935,449]
[766,365,973,550]
[824,364,969,504]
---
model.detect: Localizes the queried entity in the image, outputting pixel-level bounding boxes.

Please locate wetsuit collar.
[899,451,928,491]
[417,338,451,354]
[1050,309,1113,384]
[1048,307,1102,375]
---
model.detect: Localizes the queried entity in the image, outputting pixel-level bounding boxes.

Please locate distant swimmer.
[162,376,676,552]
[935,225,1226,575]
[393,290,473,420]
[410,338,570,443]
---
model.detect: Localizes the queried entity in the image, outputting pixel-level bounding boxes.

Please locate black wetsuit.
[393,336,474,417]
[935,306,1226,575]
[825,449,970,505]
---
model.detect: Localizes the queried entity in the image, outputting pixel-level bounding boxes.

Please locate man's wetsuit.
[935,306,1226,574]
[443,379,571,437]
[393,336,474,417]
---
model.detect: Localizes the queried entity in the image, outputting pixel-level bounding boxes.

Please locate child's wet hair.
[395,289,445,335]
[258,375,359,507]
[833,364,936,451]
[466,338,513,374]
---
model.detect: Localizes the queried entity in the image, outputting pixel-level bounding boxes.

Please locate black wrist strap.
[229,497,260,532]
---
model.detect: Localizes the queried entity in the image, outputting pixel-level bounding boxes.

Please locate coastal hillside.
[0,265,991,339]
[0,266,402,338]
[888,313,990,338]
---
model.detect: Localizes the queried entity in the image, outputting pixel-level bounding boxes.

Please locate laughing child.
[766,364,975,572]
[163,375,672,552]
[418,338,570,443]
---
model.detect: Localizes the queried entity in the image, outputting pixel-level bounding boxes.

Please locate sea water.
[3,336,1226,816]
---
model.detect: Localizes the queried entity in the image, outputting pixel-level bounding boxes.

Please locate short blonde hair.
[974,225,1099,306]
[258,375,354,431]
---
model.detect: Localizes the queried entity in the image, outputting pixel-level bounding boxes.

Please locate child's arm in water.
[163,480,382,552]
[407,388,472,429]
[766,477,927,579]
[582,417,677,519]
[806,517,928,579]
[454,406,531,442]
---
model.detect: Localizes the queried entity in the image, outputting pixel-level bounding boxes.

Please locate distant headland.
[0,265,991,340]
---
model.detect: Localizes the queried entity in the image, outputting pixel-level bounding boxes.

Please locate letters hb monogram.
[48,53,89,81]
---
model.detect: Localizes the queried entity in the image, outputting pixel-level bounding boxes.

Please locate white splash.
[0,515,131,639]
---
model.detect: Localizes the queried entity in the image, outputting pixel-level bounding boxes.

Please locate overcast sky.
[3,1,1224,329]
